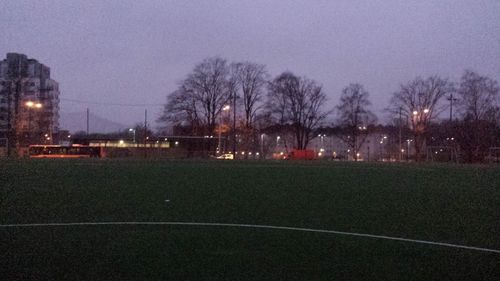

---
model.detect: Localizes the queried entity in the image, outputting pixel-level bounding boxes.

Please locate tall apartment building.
[0,53,60,155]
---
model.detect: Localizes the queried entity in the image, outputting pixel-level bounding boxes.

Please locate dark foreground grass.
[1,159,499,280]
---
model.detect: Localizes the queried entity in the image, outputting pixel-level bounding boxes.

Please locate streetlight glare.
[223,105,230,111]
[413,111,418,115]
[423,109,429,113]
[25,101,42,108]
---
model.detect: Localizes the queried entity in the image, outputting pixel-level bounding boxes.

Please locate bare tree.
[265,72,294,152]
[336,83,376,161]
[266,72,330,150]
[185,57,232,135]
[232,62,268,128]
[456,70,499,162]
[457,70,499,122]
[389,76,453,161]
[157,86,200,135]
[266,73,292,126]
[158,57,232,140]
[231,62,268,154]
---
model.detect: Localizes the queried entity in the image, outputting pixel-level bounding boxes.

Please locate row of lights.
[25,101,42,109]
[413,108,430,115]
[217,151,260,156]
[118,139,179,145]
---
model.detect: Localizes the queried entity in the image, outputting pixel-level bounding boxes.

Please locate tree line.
[158,57,500,163]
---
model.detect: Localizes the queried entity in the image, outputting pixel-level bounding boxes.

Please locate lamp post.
[447,94,458,122]
[129,128,136,143]
[260,133,265,159]
[224,105,231,153]
[232,91,237,156]
[406,139,412,161]
[381,135,388,160]
[355,126,367,161]
[218,105,230,154]
[319,134,326,150]
[399,107,402,161]
[411,108,430,161]
[25,101,42,145]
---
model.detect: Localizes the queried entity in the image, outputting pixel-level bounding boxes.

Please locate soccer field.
[1,159,499,280]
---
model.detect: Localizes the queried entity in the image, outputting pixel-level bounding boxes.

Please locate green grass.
[1,160,499,280]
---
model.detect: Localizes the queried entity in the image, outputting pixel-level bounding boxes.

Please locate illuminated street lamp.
[406,139,413,161]
[379,135,388,160]
[129,128,136,143]
[410,108,431,161]
[218,105,230,154]
[318,134,326,151]
[25,101,43,145]
[412,108,430,119]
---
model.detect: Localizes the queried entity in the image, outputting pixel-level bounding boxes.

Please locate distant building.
[0,53,60,156]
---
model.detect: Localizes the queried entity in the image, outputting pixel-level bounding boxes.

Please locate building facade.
[0,53,60,155]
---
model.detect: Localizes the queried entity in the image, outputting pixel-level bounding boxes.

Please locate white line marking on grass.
[1,221,499,254]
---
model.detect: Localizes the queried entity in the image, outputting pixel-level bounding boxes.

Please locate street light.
[129,128,136,143]
[410,108,430,161]
[260,133,265,158]
[218,105,230,154]
[406,139,413,161]
[412,108,430,120]
[25,101,43,145]
[379,135,388,161]
[318,134,326,152]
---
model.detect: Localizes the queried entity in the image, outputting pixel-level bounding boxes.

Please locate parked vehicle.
[216,153,234,160]
[286,149,316,160]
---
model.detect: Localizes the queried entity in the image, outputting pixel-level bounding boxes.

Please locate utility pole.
[399,107,402,161]
[144,109,148,158]
[232,91,237,156]
[446,94,458,161]
[447,94,458,122]
[86,108,90,135]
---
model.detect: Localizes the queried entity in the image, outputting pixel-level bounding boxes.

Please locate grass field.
[1,159,499,280]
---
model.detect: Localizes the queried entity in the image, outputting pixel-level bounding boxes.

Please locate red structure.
[287,149,316,160]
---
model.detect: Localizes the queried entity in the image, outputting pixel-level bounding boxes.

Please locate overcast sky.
[1,0,499,128]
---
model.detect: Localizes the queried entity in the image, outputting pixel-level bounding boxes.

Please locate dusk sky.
[1,0,499,129]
